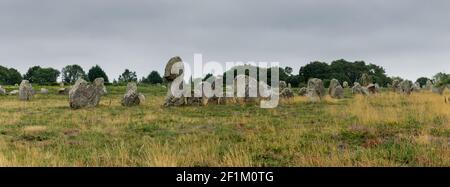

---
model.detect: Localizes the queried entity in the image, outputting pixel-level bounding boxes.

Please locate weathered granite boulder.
[399,80,413,95]
[69,78,107,109]
[329,79,343,99]
[233,75,259,103]
[306,78,325,102]
[19,80,34,101]
[40,88,49,94]
[392,79,401,92]
[0,86,5,95]
[412,82,421,92]
[122,82,144,106]
[163,56,186,107]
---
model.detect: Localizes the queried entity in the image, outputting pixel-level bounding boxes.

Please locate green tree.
[118,69,137,83]
[88,65,109,83]
[62,65,87,84]
[433,72,450,86]
[143,71,163,84]
[0,66,22,85]
[24,66,60,85]
[416,77,431,87]
[299,61,330,83]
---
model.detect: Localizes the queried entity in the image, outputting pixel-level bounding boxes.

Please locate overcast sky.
[0,0,449,81]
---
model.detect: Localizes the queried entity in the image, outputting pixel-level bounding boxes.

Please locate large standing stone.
[328,79,343,99]
[163,56,186,107]
[233,75,260,103]
[19,80,34,101]
[306,78,325,102]
[0,86,5,95]
[399,80,413,95]
[122,82,145,106]
[69,78,107,109]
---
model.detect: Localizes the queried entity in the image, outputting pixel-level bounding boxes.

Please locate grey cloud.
[0,0,449,81]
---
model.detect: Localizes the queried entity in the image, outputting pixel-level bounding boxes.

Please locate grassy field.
[0,85,449,166]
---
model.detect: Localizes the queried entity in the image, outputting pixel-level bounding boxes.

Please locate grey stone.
[360,73,371,87]
[163,56,186,107]
[19,80,34,101]
[329,79,343,99]
[306,78,325,102]
[122,82,143,106]
[40,88,49,94]
[233,75,259,103]
[58,88,70,95]
[399,80,413,95]
[69,78,107,109]
[425,80,434,90]
[0,86,5,95]
[367,84,378,94]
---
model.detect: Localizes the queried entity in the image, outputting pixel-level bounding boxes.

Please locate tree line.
[0,64,164,86]
[0,59,449,87]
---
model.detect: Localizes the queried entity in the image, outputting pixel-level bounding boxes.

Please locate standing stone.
[298,87,307,96]
[278,81,294,99]
[367,84,378,94]
[60,82,65,87]
[0,86,5,95]
[399,80,413,95]
[138,93,146,104]
[163,56,186,107]
[306,78,325,102]
[343,81,349,88]
[331,85,344,99]
[360,73,371,87]
[425,80,433,90]
[122,82,143,106]
[58,88,70,95]
[392,79,401,92]
[19,80,34,101]
[412,82,421,92]
[233,75,259,103]
[40,88,49,94]
[69,78,107,109]
[328,79,343,99]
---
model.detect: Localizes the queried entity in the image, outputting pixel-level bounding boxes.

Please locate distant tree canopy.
[0,66,22,85]
[433,72,450,86]
[62,65,87,84]
[23,66,60,85]
[118,69,137,83]
[416,77,431,87]
[299,59,391,87]
[141,71,163,84]
[88,65,109,83]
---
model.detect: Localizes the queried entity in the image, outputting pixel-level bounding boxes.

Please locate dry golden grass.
[0,86,449,166]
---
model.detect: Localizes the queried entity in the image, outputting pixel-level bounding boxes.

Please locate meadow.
[0,85,449,166]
